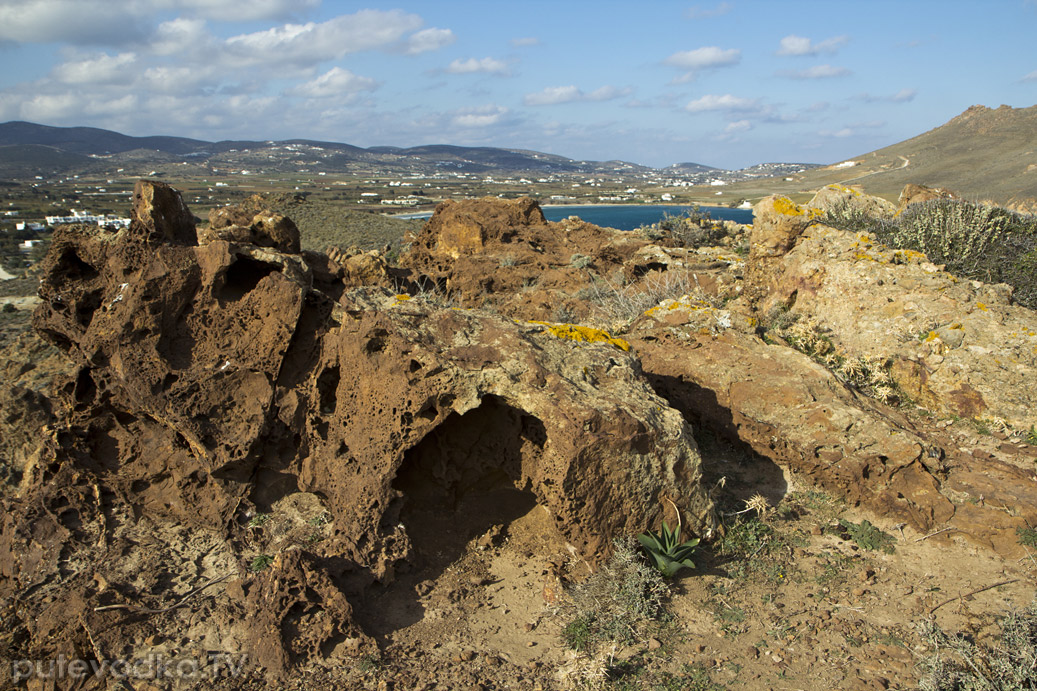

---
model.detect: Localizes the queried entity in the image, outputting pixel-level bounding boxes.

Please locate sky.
[0,0,1035,169]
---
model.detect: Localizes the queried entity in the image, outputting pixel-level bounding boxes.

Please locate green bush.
[649,207,730,248]
[823,198,1037,309]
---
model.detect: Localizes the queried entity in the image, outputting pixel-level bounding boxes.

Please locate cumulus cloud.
[1020,70,1037,83]
[776,34,849,56]
[665,46,740,70]
[664,46,740,83]
[684,94,760,113]
[446,57,509,75]
[156,0,320,22]
[524,84,630,106]
[52,52,137,85]
[685,2,733,19]
[288,67,378,99]
[818,127,855,138]
[452,104,509,127]
[0,0,151,44]
[724,119,752,133]
[405,27,455,54]
[778,64,851,79]
[224,10,429,67]
[858,88,917,103]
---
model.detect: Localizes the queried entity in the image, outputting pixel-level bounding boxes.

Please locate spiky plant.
[638,520,700,578]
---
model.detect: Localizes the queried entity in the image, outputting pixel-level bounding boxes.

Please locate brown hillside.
[720,104,1037,209]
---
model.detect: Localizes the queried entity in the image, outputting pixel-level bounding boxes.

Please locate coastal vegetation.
[822,197,1037,309]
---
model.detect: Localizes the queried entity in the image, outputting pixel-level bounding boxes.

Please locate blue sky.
[0,0,1035,169]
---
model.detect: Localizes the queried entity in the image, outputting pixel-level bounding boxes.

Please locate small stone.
[852,587,867,597]
[459,651,476,662]
[647,637,662,650]
[526,641,536,648]
[811,525,823,536]
[746,646,759,659]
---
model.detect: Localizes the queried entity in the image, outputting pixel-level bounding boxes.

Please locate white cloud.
[665,46,740,70]
[685,2,733,19]
[510,36,540,47]
[1021,70,1037,83]
[151,18,212,56]
[664,46,740,83]
[858,88,917,103]
[52,52,137,85]
[446,57,509,75]
[818,127,855,138]
[724,119,752,133]
[405,27,455,55]
[288,67,378,99]
[779,64,851,79]
[224,10,428,67]
[776,34,849,56]
[684,94,759,113]
[524,84,630,106]
[452,104,509,128]
[156,0,320,22]
[0,0,150,44]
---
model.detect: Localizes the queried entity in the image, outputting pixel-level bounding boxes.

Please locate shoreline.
[392,201,748,220]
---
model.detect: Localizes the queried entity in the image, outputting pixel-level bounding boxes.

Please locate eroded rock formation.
[0,183,716,678]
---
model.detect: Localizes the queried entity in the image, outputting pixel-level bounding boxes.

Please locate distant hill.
[734,104,1037,209]
[0,121,668,179]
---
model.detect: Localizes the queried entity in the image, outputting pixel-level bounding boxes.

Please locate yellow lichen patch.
[528,321,631,352]
[773,196,809,217]
[976,302,988,311]
[924,331,939,343]
[394,294,411,301]
[826,183,861,197]
[893,249,928,263]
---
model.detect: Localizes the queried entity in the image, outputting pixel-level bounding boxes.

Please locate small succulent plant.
[638,521,700,578]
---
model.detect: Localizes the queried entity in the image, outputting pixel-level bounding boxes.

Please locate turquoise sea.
[399,204,753,230]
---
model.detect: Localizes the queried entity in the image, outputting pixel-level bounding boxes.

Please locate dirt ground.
[218,430,1036,691]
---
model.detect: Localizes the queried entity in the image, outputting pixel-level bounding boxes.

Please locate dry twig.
[94,573,233,615]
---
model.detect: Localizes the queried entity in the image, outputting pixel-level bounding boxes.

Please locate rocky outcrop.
[3,183,716,677]
[628,302,955,531]
[403,195,1037,554]
[807,183,897,219]
[896,183,958,214]
[753,219,1037,431]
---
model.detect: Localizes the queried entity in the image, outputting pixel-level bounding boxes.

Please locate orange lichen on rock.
[528,321,632,352]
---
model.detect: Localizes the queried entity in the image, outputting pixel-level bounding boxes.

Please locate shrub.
[649,208,731,248]
[570,253,593,269]
[918,600,1037,690]
[558,538,669,652]
[823,198,1037,310]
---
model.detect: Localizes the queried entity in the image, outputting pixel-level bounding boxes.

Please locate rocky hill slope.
[724,104,1037,210]
[1,183,1035,689]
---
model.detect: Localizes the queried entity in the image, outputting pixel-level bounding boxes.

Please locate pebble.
[647,637,662,650]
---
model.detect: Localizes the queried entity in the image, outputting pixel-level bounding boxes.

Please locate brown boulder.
[806,183,896,219]
[410,196,547,259]
[201,203,301,254]
[129,179,198,245]
[896,183,958,214]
